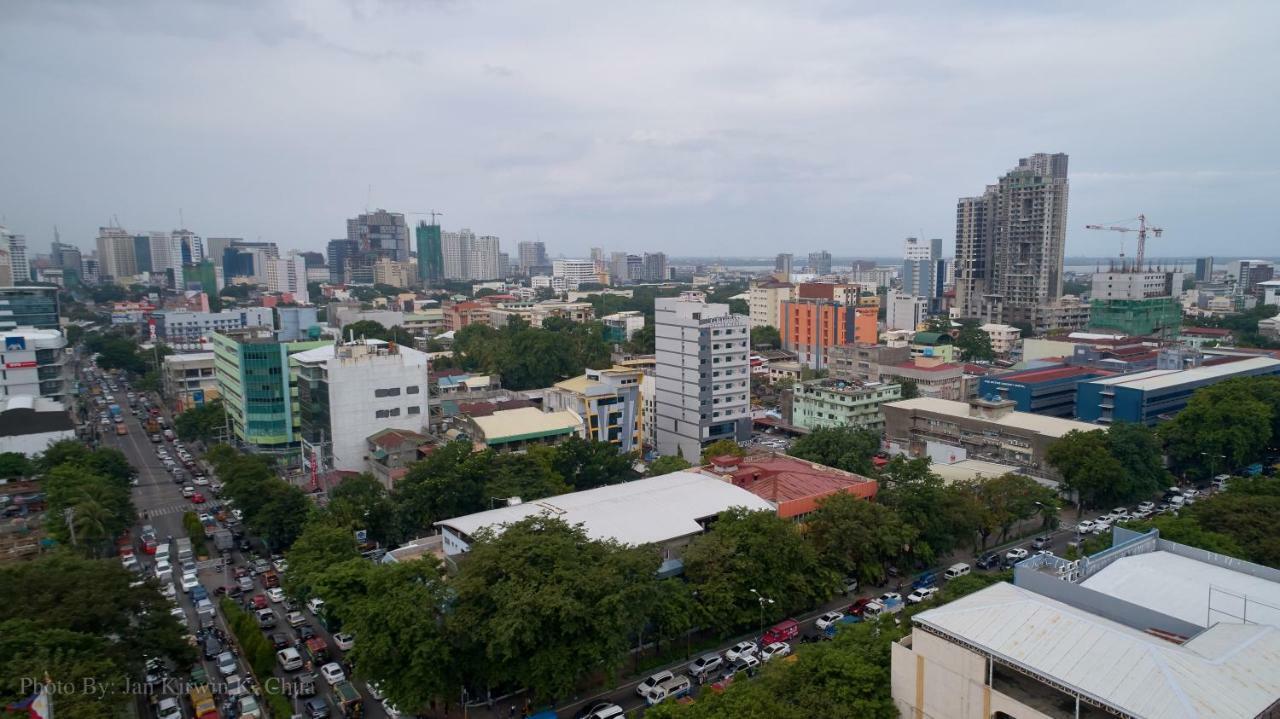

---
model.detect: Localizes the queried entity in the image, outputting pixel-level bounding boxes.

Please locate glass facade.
[0,287,59,330]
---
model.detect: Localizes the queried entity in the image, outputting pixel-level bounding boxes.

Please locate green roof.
[912,331,952,345]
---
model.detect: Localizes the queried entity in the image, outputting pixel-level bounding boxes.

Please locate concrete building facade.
[544,366,643,453]
[0,328,69,402]
[792,378,901,432]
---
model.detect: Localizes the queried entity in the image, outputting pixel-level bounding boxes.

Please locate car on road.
[193,476,209,486]
[298,624,316,640]
[637,669,675,698]
[157,697,183,719]
[907,586,939,604]
[307,597,325,615]
[1076,520,1095,534]
[237,695,261,719]
[727,654,761,678]
[1091,521,1112,535]
[1005,547,1030,562]
[270,632,291,649]
[287,610,306,627]
[687,652,724,678]
[848,597,875,616]
[217,651,237,676]
[181,572,200,593]
[267,588,285,603]
[760,641,791,661]
[725,641,757,662]
[1137,501,1155,513]
[181,485,195,498]
[303,697,330,719]
[975,552,1001,570]
[190,492,205,504]
[252,594,268,609]
[273,558,288,573]
[154,560,172,580]
[160,583,176,600]
[815,611,845,630]
[575,702,624,719]
[1031,535,1053,550]
[319,662,345,686]
[256,608,276,628]
[238,575,254,592]
[333,633,354,651]
[277,647,304,671]
[150,434,162,443]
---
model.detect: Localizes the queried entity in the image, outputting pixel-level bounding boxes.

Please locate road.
[90,371,386,719]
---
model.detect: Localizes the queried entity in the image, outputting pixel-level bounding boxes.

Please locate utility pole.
[64,507,77,546]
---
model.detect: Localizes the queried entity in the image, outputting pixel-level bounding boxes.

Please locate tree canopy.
[751,325,781,349]
[787,427,879,475]
[1159,376,1280,478]
[452,317,613,390]
[173,400,226,443]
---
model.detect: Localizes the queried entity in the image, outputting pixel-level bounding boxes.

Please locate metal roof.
[914,582,1280,719]
[885,397,1097,437]
[435,471,775,547]
[470,406,582,443]
[1087,356,1280,392]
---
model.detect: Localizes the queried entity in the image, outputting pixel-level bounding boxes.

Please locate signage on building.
[192,390,205,406]
[4,361,36,369]
[4,336,26,351]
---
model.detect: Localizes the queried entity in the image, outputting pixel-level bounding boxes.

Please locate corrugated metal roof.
[885,398,1097,437]
[1087,357,1280,392]
[914,582,1280,719]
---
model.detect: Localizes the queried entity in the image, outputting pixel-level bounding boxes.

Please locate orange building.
[443,301,493,331]
[779,298,878,370]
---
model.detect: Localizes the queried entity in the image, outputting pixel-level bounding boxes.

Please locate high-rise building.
[0,286,60,331]
[347,209,410,263]
[902,237,943,304]
[518,241,548,274]
[205,238,239,268]
[81,258,100,286]
[775,253,793,281]
[553,259,598,290]
[1233,260,1275,298]
[1194,256,1215,283]
[954,153,1069,326]
[269,251,310,303]
[441,229,501,280]
[372,259,409,289]
[416,222,444,285]
[808,250,832,276]
[1088,269,1182,338]
[133,234,153,274]
[654,291,752,463]
[148,231,185,289]
[779,292,878,370]
[626,254,643,281]
[498,252,510,278]
[748,279,794,329]
[886,291,930,331]
[642,252,668,282]
[213,328,329,454]
[174,229,203,265]
[220,240,277,285]
[51,241,83,286]
[0,327,69,402]
[96,227,137,281]
[0,228,29,286]
[609,252,628,284]
[327,239,359,284]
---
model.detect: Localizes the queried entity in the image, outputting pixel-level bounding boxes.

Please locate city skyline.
[2,3,1279,257]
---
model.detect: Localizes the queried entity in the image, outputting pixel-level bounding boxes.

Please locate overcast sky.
[2,1,1278,260]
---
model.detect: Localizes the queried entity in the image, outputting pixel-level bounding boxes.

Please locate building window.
[375,409,389,419]
[388,407,401,417]
[408,405,421,415]
[406,385,420,394]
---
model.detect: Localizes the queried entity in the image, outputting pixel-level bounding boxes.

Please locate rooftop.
[696,453,877,518]
[887,361,963,374]
[930,458,1025,484]
[986,365,1112,384]
[884,397,1097,437]
[914,581,1280,719]
[1088,355,1280,391]
[1080,550,1280,629]
[436,471,775,546]
[366,427,430,450]
[163,352,217,366]
[469,406,582,443]
[0,397,73,436]
[1181,326,1235,337]
[911,331,951,345]
[455,399,536,417]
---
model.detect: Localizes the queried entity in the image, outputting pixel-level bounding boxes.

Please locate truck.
[175,537,194,563]
[145,417,160,434]
[212,528,234,553]
[189,684,219,719]
[108,403,122,419]
[333,681,362,717]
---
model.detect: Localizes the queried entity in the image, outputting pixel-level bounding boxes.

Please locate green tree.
[701,438,745,464]
[806,492,917,586]
[623,322,655,354]
[972,473,1059,545]
[751,325,781,350]
[392,442,492,534]
[284,520,361,603]
[343,319,393,342]
[1188,493,1280,567]
[173,400,227,443]
[486,448,572,501]
[787,427,879,475]
[954,322,995,361]
[549,437,635,490]
[877,457,983,562]
[326,474,400,547]
[898,378,919,400]
[1159,377,1276,478]
[0,452,33,478]
[683,509,834,634]
[449,516,659,701]
[1046,430,1127,513]
[646,455,693,477]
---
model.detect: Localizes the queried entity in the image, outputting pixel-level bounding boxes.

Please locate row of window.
[710,328,748,336]
[710,341,748,350]
[374,406,423,419]
[374,385,421,397]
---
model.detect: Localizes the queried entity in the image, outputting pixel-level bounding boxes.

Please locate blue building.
[1076,355,1280,424]
[978,365,1115,418]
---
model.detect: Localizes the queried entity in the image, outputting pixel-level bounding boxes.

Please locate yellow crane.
[1085,214,1163,269]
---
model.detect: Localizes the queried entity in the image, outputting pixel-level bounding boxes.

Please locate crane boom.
[1084,214,1163,269]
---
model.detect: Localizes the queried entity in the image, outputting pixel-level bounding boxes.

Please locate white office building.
[148,231,185,288]
[269,252,310,304]
[654,291,752,463]
[886,291,929,331]
[0,228,29,285]
[293,339,430,473]
[152,308,274,349]
[0,328,69,401]
[552,259,598,290]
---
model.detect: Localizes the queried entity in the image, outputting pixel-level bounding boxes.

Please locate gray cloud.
[1,0,1277,258]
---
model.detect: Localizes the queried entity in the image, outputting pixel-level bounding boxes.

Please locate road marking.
[149,502,191,517]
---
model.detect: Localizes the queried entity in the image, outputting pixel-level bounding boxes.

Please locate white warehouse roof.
[436,472,775,547]
[1088,356,1280,392]
[914,582,1280,719]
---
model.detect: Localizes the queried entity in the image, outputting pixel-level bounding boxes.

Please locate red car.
[143,538,158,555]
[252,594,267,609]
[848,598,875,616]
[190,492,206,504]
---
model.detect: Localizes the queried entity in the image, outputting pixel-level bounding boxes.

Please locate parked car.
[907,586,939,604]
[319,662,345,686]
[759,641,791,661]
[687,652,724,678]
[267,588,285,603]
[1091,521,1112,535]
[1076,520,1095,534]
[636,670,674,698]
[1005,547,1030,562]
[256,608,276,628]
[815,611,845,631]
[1136,501,1155,513]
[725,641,757,662]
[157,698,183,719]
[975,552,1001,570]
[333,633,354,651]
[252,594,268,609]
[1030,535,1053,550]
[944,563,971,580]
[287,611,306,627]
[726,654,760,678]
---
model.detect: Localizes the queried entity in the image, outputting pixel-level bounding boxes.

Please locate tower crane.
[1084,214,1163,269]
[406,210,444,226]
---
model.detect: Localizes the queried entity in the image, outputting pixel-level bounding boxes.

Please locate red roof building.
[695,453,877,519]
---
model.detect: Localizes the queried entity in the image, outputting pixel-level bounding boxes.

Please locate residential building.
[442,228,501,280]
[850,265,897,288]
[807,250,832,275]
[0,228,29,285]
[416,222,444,285]
[979,323,1021,355]
[265,252,309,304]
[517,241,548,274]
[401,309,445,336]
[348,209,410,264]
[488,300,594,328]
[792,378,901,432]
[774,253,793,282]
[767,360,803,384]
[1177,326,1235,348]
[748,279,795,329]
[544,366,643,453]
[829,344,911,382]
[902,236,943,307]
[147,231,185,289]
[977,365,1114,418]
[1259,279,1280,307]
[892,529,1280,719]
[642,252,668,282]
[455,405,583,453]
[326,239,359,284]
[365,428,431,488]
[292,339,430,474]
[654,292,752,463]
[695,453,877,520]
[1233,259,1275,298]
[161,352,219,413]
[0,287,59,331]
[954,153,1069,326]
[639,373,657,450]
[435,472,774,563]
[152,308,274,350]
[1194,255,1215,282]
[372,258,409,288]
[1076,355,1280,424]
[329,305,402,331]
[883,396,1097,481]
[601,311,646,342]
[886,291,929,331]
[1031,295,1092,334]
[909,331,955,362]
[780,294,877,369]
[0,396,75,457]
[0,328,69,402]
[878,360,966,401]
[0,245,13,287]
[552,259,598,290]
[1088,269,1181,338]
[81,257,100,286]
[212,328,329,454]
[277,307,321,342]
[95,227,137,280]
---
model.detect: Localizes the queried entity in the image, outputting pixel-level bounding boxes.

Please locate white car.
[160,583,176,600]
[266,588,285,603]
[217,651,238,677]
[169,606,185,620]
[157,698,183,719]
[181,486,194,498]
[725,641,758,662]
[1005,548,1029,562]
[636,670,674,698]
[333,633,354,651]
[319,662,345,686]
[180,572,200,593]
[906,586,939,604]
[155,560,173,580]
[273,558,288,573]
[815,611,845,630]
[1076,520,1095,533]
[759,641,791,662]
[1136,501,1155,513]
[193,476,209,486]
[1091,521,1112,535]
[287,611,306,627]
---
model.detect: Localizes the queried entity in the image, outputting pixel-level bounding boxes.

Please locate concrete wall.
[1014,559,1201,638]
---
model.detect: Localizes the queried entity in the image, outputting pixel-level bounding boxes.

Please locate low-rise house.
[365,428,432,488]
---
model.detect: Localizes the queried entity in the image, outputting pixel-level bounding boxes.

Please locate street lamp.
[749,589,774,639]
[1200,452,1226,479]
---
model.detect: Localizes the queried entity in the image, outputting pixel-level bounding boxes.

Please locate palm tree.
[72,498,113,556]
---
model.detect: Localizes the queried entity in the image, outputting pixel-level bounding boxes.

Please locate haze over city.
[3,0,1279,256]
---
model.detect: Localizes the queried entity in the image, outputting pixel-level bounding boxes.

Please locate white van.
[645,675,692,706]
[944,563,971,580]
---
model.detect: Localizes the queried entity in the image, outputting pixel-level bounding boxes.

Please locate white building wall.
[325,350,430,471]
[0,428,76,457]
[887,291,928,331]
[553,259,597,290]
